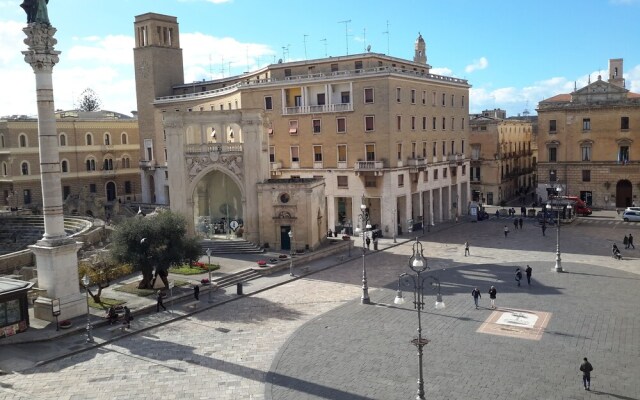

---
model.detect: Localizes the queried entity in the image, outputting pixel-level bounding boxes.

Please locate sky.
[1,0,640,118]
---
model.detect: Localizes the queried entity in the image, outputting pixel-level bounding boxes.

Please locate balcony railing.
[407,157,426,172]
[139,160,156,170]
[184,143,243,155]
[283,103,353,115]
[447,154,464,166]
[354,160,384,174]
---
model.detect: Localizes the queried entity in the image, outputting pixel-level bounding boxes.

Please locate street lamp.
[81,274,94,343]
[546,187,571,272]
[206,248,214,303]
[355,195,371,304]
[392,208,397,243]
[394,238,445,400]
[288,230,294,276]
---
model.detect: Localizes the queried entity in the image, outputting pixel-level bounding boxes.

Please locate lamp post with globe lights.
[81,274,94,343]
[394,238,445,400]
[288,230,294,276]
[206,248,214,302]
[546,187,571,272]
[354,195,371,304]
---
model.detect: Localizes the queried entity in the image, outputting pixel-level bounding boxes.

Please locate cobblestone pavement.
[0,217,638,399]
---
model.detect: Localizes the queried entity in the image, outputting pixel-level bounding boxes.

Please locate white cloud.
[0,20,26,65]
[465,57,488,73]
[430,67,453,77]
[66,35,134,65]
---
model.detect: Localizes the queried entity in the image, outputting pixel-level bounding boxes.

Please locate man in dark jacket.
[525,265,532,285]
[515,268,522,287]
[471,287,481,309]
[580,357,594,391]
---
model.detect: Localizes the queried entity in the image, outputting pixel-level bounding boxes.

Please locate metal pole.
[415,272,425,400]
[393,208,397,243]
[207,250,213,303]
[361,231,370,304]
[84,283,93,343]
[555,205,562,272]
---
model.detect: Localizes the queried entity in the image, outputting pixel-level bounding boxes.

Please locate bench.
[183,300,200,310]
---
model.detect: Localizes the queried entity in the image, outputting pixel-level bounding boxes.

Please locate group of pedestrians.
[470,285,498,309]
[514,265,532,287]
[623,234,635,249]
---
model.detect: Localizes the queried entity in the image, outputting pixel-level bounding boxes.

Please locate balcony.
[283,103,353,115]
[447,154,464,166]
[139,160,157,170]
[354,160,384,176]
[184,143,243,155]
[407,157,426,173]
[270,162,282,175]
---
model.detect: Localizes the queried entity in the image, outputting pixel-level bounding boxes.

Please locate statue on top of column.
[20,0,50,25]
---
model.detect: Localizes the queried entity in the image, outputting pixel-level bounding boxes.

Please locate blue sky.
[1,0,639,117]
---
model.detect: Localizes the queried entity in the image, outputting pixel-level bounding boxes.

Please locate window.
[125,181,132,194]
[355,61,363,70]
[411,116,416,130]
[451,94,454,106]
[364,175,377,188]
[581,145,591,161]
[397,143,402,161]
[337,117,346,133]
[23,189,31,205]
[471,146,480,160]
[89,184,96,193]
[422,142,427,158]
[122,157,130,168]
[19,134,27,147]
[549,147,557,162]
[341,91,350,104]
[442,117,446,130]
[337,176,348,188]
[432,91,436,106]
[451,117,455,130]
[422,91,426,105]
[443,168,448,178]
[451,140,455,154]
[63,186,70,200]
[422,117,427,130]
[290,146,299,162]
[317,93,326,106]
[411,89,416,104]
[337,145,347,163]
[365,144,375,161]
[313,145,323,162]
[461,118,465,130]
[284,68,291,77]
[121,133,128,144]
[398,174,404,187]
[86,133,93,145]
[432,142,436,157]
[289,120,298,134]
[549,169,557,182]
[396,88,401,102]
[582,118,591,131]
[619,146,630,163]
[364,88,374,103]
[582,170,591,182]
[104,133,111,145]
[61,160,68,173]
[331,63,338,72]
[621,116,630,130]
[21,162,29,175]
[86,158,96,171]
[441,93,446,106]
[396,115,402,131]
[462,165,466,175]
[0,134,4,148]
[312,119,321,134]
[434,169,438,180]
[442,141,446,156]
[2,162,6,176]
[365,116,375,132]
[269,146,275,163]
[103,158,113,170]
[423,170,429,182]
[432,117,436,130]
[461,95,465,107]
[59,134,66,146]
[462,140,465,154]
[549,120,557,133]
[264,96,273,110]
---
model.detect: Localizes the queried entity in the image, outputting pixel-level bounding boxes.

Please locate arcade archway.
[193,170,243,238]
[616,179,632,208]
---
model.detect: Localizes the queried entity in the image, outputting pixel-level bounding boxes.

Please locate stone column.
[23,22,84,321]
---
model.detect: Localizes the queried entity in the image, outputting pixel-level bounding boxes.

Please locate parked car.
[622,210,640,222]
[624,207,640,212]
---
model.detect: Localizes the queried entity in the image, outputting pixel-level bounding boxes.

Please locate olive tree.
[110,210,201,289]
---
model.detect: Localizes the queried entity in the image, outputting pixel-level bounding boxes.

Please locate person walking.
[504,225,509,237]
[542,224,547,236]
[471,287,481,309]
[518,217,523,229]
[580,357,594,391]
[365,236,371,250]
[193,284,200,301]
[525,265,532,285]
[156,290,166,312]
[464,241,470,256]
[123,306,132,329]
[629,233,635,249]
[513,218,518,230]
[488,286,497,309]
[623,235,629,249]
[515,267,523,287]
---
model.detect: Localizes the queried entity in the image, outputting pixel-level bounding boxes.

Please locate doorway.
[280,225,292,251]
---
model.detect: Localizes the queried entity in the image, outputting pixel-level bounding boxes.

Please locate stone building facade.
[536,59,640,209]
[0,110,141,218]
[469,112,534,205]
[133,13,470,248]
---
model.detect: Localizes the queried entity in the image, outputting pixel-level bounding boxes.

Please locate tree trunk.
[137,269,154,289]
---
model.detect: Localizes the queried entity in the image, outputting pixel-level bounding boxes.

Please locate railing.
[139,160,156,169]
[354,160,384,171]
[184,143,244,155]
[407,158,426,171]
[283,103,353,115]
[270,162,282,171]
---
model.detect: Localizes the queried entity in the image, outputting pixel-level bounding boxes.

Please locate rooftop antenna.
[320,38,328,57]
[303,34,309,60]
[522,100,530,118]
[383,20,390,55]
[338,19,351,55]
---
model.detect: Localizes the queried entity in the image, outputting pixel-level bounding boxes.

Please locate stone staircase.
[200,239,264,255]
[211,268,262,289]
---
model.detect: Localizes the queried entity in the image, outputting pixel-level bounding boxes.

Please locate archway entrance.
[106,181,116,201]
[616,179,632,208]
[193,170,243,239]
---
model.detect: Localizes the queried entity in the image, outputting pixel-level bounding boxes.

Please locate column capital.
[22,23,60,72]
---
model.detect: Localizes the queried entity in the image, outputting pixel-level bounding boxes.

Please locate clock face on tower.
[139,60,149,78]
